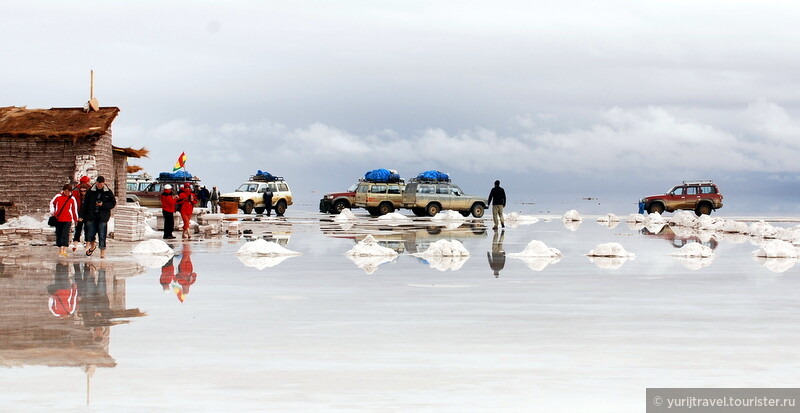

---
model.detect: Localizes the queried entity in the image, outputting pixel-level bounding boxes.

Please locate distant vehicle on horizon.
[219,171,293,215]
[639,180,723,216]
[127,171,201,207]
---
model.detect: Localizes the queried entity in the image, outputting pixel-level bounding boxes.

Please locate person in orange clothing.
[160,184,178,239]
[176,183,198,239]
[174,244,197,302]
[50,184,78,257]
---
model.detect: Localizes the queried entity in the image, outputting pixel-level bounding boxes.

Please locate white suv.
[220,176,293,215]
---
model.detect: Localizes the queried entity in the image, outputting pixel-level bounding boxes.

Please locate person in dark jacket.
[161,184,177,239]
[198,186,210,208]
[210,186,220,213]
[81,176,116,258]
[262,186,273,217]
[487,180,506,230]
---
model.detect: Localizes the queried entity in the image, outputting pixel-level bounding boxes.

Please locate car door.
[369,184,387,206]
[448,185,468,210]
[436,184,452,209]
[684,186,700,209]
[665,186,685,210]
[387,184,402,207]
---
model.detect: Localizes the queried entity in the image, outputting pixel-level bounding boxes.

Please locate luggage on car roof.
[364,168,401,183]
[416,170,450,182]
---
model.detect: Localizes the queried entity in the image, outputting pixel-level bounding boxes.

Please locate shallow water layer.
[1,211,799,412]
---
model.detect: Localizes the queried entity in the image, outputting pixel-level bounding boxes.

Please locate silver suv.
[402,181,486,217]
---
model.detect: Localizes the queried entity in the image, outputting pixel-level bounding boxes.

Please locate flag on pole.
[173,152,187,171]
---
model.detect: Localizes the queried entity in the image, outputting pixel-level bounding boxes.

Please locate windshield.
[236,183,259,192]
[347,183,359,192]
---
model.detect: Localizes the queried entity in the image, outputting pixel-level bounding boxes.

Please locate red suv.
[640,181,723,216]
[319,183,358,214]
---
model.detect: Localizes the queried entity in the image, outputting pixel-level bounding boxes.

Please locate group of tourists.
[49,175,116,258]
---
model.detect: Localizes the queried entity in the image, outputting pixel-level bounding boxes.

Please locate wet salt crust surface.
[2,210,800,412]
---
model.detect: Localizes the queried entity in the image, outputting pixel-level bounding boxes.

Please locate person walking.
[160,184,177,239]
[177,183,198,239]
[198,186,210,208]
[487,180,506,230]
[210,186,220,214]
[262,185,273,217]
[82,176,116,259]
[50,184,78,257]
[70,176,90,251]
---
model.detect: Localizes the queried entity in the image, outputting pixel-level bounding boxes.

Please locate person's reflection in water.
[48,262,78,318]
[76,263,112,342]
[160,255,176,294]
[174,243,197,303]
[487,229,506,278]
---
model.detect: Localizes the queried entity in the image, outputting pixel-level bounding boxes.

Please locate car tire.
[470,203,485,218]
[243,200,254,214]
[275,200,287,216]
[647,203,664,214]
[412,207,426,217]
[695,203,712,216]
[426,203,441,217]
[333,200,349,214]
[378,202,394,215]
[254,207,265,214]
[460,211,471,217]
[367,207,380,216]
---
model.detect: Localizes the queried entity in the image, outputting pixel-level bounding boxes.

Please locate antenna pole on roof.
[87,70,99,111]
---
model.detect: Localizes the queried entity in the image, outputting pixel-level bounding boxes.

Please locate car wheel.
[412,207,426,217]
[695,203,712,216]
[333,200,349,214]
[254,207,265,214]
[243,200,254,214]
[647,203,664,214]
[470,203,485,218]
[367,207,380,216]
[275,200,287,216]
[378,202,394,215]
[426,203,441,217]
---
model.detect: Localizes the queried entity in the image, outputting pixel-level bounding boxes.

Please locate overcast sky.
[4,1,800,212]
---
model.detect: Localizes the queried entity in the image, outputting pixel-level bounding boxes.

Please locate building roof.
[0,106,120,139]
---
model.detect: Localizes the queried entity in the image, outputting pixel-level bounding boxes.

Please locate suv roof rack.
[358,178,404,183]
[683,180,714,185]
[409,178,451,183]
[250,174,285,182]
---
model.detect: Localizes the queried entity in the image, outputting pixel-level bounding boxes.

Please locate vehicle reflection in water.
[0,260,145,405]
[320,219,487,273]
[237,224,297,270]
[640,225,719,250]
[487,230,505,278]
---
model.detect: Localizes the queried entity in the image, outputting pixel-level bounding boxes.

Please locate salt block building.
[0,106,145,223]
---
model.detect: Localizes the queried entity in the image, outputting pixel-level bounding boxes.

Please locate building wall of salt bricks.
[0,131,126,220]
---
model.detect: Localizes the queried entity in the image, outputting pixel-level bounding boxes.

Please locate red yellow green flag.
[173,152,187,171]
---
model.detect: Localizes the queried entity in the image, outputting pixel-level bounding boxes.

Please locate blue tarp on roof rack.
[158,170,195,181]
[416,170,450,181]
[364,169,401,183]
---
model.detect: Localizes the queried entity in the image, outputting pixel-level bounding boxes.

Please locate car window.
[348,183,359,192]
[151,183,162,192]
[126,183,137,191]
[686,187,698,195]
[388,184,401,194]
[357,184,368,193]
[670,187,685,196]
[450,185,462,195]
[700,186,717,194]
[139,183,150,191]
[278,183,288,192]
[437,185,450,195]
[370,185,387,193]
[258,185,266,193]
[418,184,434,194]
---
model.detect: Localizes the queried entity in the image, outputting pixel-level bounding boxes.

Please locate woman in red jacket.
[50,184,79,257]
[177,183,198,239]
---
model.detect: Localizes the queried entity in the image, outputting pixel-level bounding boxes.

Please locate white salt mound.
[750,221,780,238]
[669,211,697,227]
[753,239,799,258]
[588,242,635,258]
[0,215,49,229]
[562,210,581,222]
[334,209,358,222]
[671,243,714,258]
[596,213,620,223]
[432,210,466,221]
[132,239,174,255]
[346,234,398,257]
[627,214,646,223]
[236,239,302,256]
[504,212,539,223]
[720,219,749,234]
[644,212,666,225]
[508,240,562,258]
[413,239,470,257]
[378,212,411,221]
